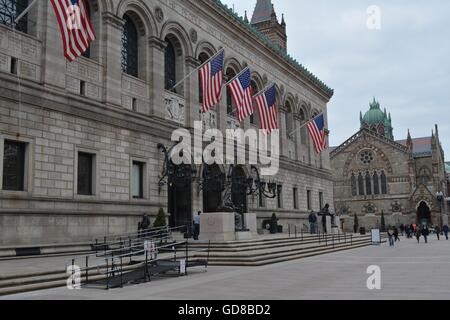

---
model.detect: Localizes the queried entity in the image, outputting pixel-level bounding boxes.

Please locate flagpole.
[170,48,224,91]
[253,83,275,99]
[14,0,39,24]
[224,67,250,87]
[287,112,325,138]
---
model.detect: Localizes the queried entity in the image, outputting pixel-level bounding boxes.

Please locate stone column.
[294,114,301,161]
[148,36,167,119]
[185,56,200,129]
[278,106,287,157]
[102,12,124,107]
[41,0,66,88]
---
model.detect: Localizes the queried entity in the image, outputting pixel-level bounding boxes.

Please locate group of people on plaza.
[387,223,449,247]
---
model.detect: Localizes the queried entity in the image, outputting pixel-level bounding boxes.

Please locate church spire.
[251,0,287,51]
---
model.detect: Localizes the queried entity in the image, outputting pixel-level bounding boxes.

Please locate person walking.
[393,227,400,242]
[387,226,395,247]
[308,211,317,234]
[435,225,441,241]
[443,225,449,240]
[421,226,429,244]
[415,228,421,244]
[399,224,405,236]
[193,211,201,240]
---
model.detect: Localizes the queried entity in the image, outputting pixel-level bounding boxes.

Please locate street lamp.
[436,191,444,228]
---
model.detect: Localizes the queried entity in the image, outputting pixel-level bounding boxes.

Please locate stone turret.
[251,0,287,52]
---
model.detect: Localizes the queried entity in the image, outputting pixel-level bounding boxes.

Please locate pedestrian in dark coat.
[443,225,449,240]
[435,226,441,241]
[393,227,400,242]
[421,226,429,244]
[415,229,421,244]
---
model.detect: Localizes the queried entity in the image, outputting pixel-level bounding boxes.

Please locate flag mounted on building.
[255,84,278,134]
[50,0,96,61]
[228,68,254,122]
[199,50,225,113]
[307,113,327,153]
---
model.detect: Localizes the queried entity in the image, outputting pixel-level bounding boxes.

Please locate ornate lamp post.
[436,191,444,228]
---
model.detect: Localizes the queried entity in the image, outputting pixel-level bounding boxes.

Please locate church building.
[330,99,448,231]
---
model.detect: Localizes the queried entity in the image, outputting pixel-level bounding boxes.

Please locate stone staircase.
[189,233,381,266]
[0,233,382,296]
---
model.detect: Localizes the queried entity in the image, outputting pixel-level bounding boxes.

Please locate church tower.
[251,0,287,52]
[360,98,394,140]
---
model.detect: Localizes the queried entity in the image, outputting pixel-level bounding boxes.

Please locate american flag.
[50,0,96,62]
[228,68,254,122]
[306,114,327,153]
[199,50,224,113]
[255,84,278,134]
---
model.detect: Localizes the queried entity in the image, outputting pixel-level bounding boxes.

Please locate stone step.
[188,235,366,253]
[201,241,378,266]
[193,238,371,259]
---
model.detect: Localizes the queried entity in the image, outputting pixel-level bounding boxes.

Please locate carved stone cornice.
[102,12,124,29]
[148,36,167,50]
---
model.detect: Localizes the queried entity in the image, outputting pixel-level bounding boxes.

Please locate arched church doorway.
[203,164,224,213]
[168,164,192,229]
[231,166,248,214]
[417,201,432,226]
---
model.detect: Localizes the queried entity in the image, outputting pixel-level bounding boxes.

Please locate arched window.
[165,39,176,91]
[285,101,294,140]
[121,14,138,77]
[299,108,307,145]
[373,171,380,195]
[226,68,237,116]
[365,171,372,195]
[198,53,210,104]
[358,173,364,196]
[0,0,28,33]
[351,173,357,196]
[381,171,387,194]
[250,80,258,124]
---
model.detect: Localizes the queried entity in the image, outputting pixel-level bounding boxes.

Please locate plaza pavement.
[2,235,450,300]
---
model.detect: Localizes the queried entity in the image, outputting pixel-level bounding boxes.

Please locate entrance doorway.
[417,201,432,226]
[168,164,192,229]
[231,166,248,214]
[203,164,224,213]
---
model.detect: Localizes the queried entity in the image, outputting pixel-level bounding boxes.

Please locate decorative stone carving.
[200,109,217,131]
[190,28,198,44]
[164,92,185,124]
[363,202,377,214]
[155,7,164,23]
[391,201,402,213]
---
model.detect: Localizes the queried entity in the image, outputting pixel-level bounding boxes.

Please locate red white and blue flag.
[50,0,96,61]
[307,113,327,153]
[199,50,224,113]
[255,84,278,134]
[228,68,254,122]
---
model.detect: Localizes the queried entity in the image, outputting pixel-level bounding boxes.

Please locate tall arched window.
[351,173,357,196]
[373,171,380,195]
[198,52,209,104]
[121,14,138,77]
[285,101,294,140]
[381,171,388,194]
[365,171,372,195]
[250,80,258,124]
[226,68,237,116]
[0,0,28,33]
[358,173,364,196]
[165,39,176,91]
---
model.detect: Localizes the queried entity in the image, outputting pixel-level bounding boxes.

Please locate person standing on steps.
[308,211,317,234]
[193,211,201,240]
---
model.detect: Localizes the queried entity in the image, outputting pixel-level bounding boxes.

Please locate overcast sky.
[220,0,450,157]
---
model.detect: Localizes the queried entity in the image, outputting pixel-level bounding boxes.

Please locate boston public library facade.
[0,0,334,245]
